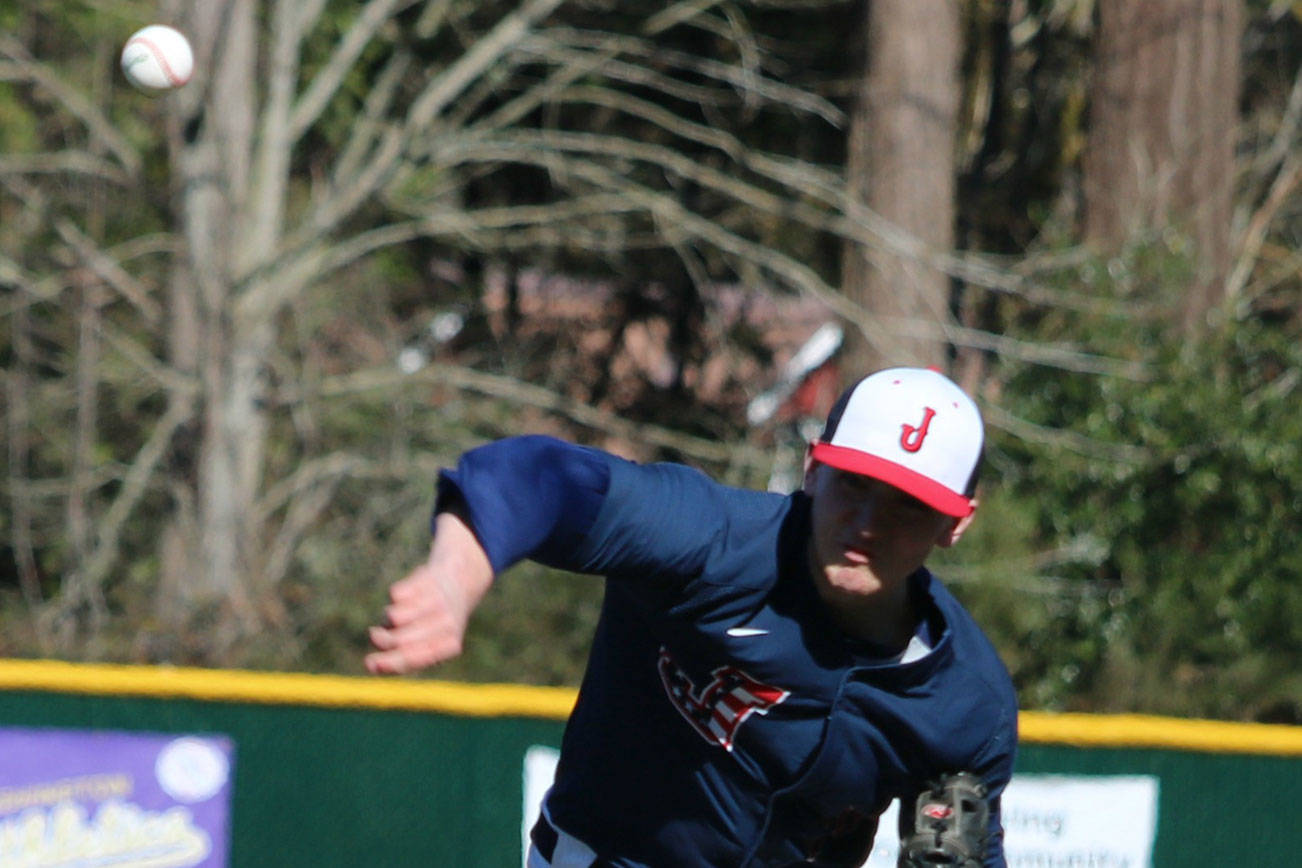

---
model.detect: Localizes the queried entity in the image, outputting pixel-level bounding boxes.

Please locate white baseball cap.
[810,367,983,517]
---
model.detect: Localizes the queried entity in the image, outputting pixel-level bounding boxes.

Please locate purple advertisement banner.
[0,727,234,867]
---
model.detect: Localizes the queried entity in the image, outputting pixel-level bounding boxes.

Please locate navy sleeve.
[568,454,725,580]
[434,435,611,574]
[977,711,1018,868]
[434,435,728,584]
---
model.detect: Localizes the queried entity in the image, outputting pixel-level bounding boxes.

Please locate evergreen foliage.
[942,240,1302,723]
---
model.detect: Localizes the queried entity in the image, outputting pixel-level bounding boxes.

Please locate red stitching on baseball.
[129,36,188,87]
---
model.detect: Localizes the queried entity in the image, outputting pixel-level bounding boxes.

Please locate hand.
[364,509,493,675]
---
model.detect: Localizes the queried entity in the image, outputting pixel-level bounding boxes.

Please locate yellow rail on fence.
[0,658,575,719]
[1,658,1298,757]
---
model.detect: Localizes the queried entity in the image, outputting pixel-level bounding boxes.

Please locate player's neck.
[828,593,917,650]
[809,559,918,650]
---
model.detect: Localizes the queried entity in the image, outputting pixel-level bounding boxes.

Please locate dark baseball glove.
[897,772,989,867]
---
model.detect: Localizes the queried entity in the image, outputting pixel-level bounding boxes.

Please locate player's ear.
[936,499,978,548]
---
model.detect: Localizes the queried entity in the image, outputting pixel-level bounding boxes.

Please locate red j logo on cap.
[899,407,936,453]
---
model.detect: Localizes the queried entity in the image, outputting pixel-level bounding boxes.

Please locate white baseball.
[121,25,194,91]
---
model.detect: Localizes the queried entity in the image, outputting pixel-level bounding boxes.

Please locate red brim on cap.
[809,442,974,518]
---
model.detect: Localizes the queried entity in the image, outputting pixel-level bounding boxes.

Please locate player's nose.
[846,493,884,533]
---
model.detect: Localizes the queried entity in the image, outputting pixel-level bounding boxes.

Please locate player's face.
[803,463,964,599]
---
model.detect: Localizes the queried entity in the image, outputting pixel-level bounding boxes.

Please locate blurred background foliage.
[941,240,1302,722]
[1,0,1299,724]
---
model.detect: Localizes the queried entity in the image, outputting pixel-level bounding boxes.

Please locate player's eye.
[897,494,931,513]
[836,471,873,494]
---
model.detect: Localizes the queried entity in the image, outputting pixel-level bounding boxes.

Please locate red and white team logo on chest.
[657,647,789,751]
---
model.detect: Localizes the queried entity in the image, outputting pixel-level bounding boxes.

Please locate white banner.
[866,774,1159,868]
[522,749,1159,868]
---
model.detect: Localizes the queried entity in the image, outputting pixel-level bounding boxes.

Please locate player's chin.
[822,563,886,596]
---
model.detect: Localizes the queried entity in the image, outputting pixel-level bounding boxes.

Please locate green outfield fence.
[0,659,1299,866]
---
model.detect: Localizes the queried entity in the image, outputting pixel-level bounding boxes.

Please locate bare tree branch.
[414,0,459,37]
[243,4,1135,356]
[332,48,414,189]
[1238,247,1302,305]
[0,173,52,257]
[288,0,416,142]
[1227,152,1302,300]
[981,402,1151,464]
[527,28,844,125]
[54,220,162,324]
[0,253,74,318]
[0,253,40,297]
[409,0,568,131]
[452,126,1147,318]
[260,471,344,592]
[539,152,1151,378]
[258,453,366,525]
[0,233,178,318]
[313,362,772,469]
[241,0,312,272]
[4,310,45,614]
[643,0,729,35]
[237,192,638,323]
[415,132,1151,376]
[249,121,1152,381]
[459,39,620,134]
[107,233,184,266]
[0,152,129,184]
[0,37,140,177]
[1247,60,1302,183]
[99,321,200,397]
[256,451,465,590]
[78,394,195,598]
[304,0,565,241]
[304,125,408,242]
[62,286,108,626]
[258,452,456,530]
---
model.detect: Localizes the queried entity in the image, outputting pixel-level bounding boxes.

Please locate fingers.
[365,646,440,675]
[368,614,456,654]
[383,595,442,631]
[376,566,440,629]
[364,638,461,674]
[365,566,466,675]
[387,571,429,605]
[365,621,464,673]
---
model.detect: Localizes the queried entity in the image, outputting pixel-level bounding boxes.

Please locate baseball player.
[366,367,1017,867]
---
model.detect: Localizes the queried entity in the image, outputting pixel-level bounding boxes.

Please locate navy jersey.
[438,436,1017,867]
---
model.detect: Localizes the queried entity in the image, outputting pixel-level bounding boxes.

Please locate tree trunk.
[165,0,265,613]
[1083,0,1241,331]
[840,0,962,376]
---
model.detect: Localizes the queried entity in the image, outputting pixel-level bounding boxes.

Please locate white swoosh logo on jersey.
[726,626,769,638]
